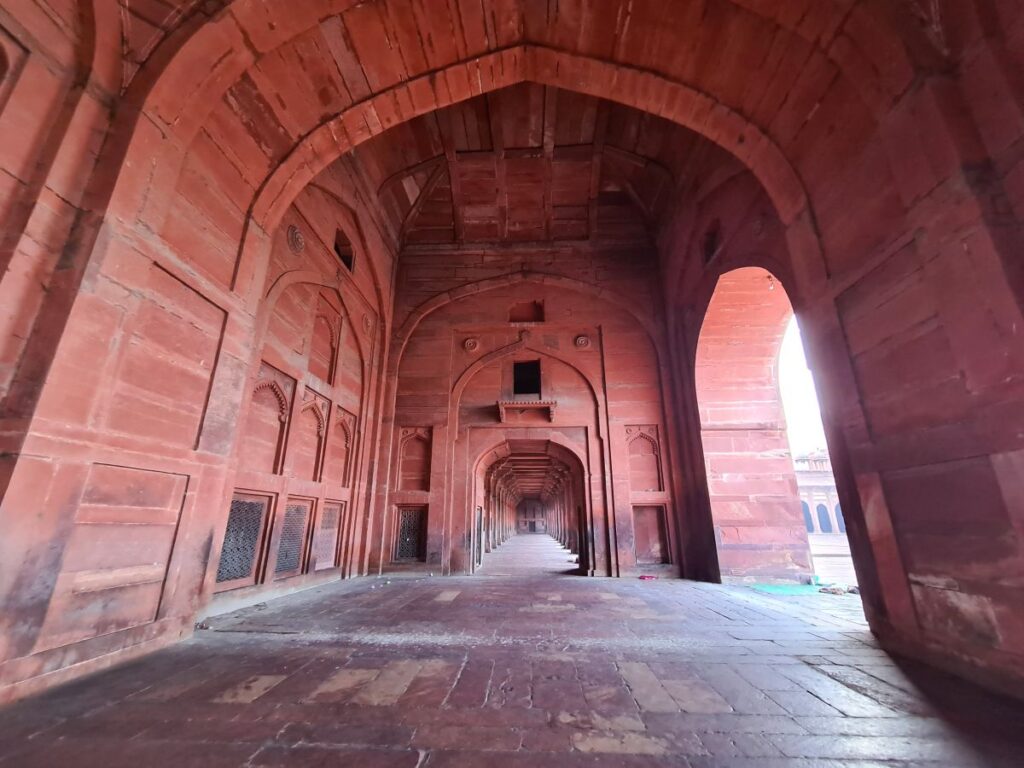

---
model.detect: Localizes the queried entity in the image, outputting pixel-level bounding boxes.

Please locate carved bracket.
[497,400,558,423]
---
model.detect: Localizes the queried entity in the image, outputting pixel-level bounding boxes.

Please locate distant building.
[793,450,846,535]
[793,451,856,584]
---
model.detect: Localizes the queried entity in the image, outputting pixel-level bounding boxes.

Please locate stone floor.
[1,535,1022,767]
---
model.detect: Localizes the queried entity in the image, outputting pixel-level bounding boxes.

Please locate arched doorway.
[472,438,589,576]
[694,267,853,590]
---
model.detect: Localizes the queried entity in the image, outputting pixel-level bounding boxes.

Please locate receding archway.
[473,438,588,578]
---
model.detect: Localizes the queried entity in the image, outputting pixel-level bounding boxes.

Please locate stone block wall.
[1,0,1024,702]
[376,244,679,578]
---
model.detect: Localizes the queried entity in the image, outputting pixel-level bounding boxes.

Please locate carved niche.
[398,428,432,492]
[239,363,294,475]
[325,408,358,486]
[309,310,340,385]
[626,425,663,493]
[290,389,330,482]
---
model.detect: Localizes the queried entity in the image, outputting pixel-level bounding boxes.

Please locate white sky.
[778,316,828,456]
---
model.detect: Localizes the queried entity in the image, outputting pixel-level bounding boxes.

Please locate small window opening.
[509,300,544,323]
[513,360,542,398]
[334,229,355,272]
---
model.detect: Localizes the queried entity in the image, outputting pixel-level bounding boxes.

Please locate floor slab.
[1,535,1021,767]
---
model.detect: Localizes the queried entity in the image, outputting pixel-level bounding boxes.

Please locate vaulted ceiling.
[344,83,729,248]
[118,0,209,89]
[488,439,573,500]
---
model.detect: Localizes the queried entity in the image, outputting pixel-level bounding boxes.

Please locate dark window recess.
[509,300,544,322]
[275,502,309,574]
[334,230,355,272]
[801,501,814,533]
[395,506,426,561]
[513,360,542,397]
[216,496,267,583]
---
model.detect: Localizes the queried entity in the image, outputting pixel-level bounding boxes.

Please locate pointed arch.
[397,272,659,369]
[300,400,327,437]
[243,378,291,474]
[289,400,327,482]
[252,379,288,423]
[309,312,339,384]
[448,336,603,434]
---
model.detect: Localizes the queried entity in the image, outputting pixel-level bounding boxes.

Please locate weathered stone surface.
[1,0,1024,711]
[0,536,1021,767]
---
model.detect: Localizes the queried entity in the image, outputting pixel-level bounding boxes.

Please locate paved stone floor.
[2,535,1023,767]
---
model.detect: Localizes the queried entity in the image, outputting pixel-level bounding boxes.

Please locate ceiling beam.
[436,110,466,243]
[486,92,509,240]
[376,155,444,197]
[398,161,447,245]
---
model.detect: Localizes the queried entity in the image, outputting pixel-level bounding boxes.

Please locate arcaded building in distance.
[1,1,1024,764]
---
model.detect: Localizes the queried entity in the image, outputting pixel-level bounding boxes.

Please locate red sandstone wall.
[0,147,393,699]
[216,183,381,593]
[659,2,1024,692]
[378,246,679,577]
[1,0,1024,702]
[0,3,118,405]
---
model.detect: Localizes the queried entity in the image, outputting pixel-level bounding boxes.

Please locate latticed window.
[274,500,311,577]
[313,501,343,571]
[216,494,270,587]
[394,506,426,562]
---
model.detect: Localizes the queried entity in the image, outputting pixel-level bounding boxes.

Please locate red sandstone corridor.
[1,539,1021,766]
[4,0,1024,763]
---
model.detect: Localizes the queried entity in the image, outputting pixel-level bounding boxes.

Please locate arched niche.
[289,402,326,482]
[238,375,291,475]
[324,413,355,487]
[399,431,431,492]
[627,431,663,493]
